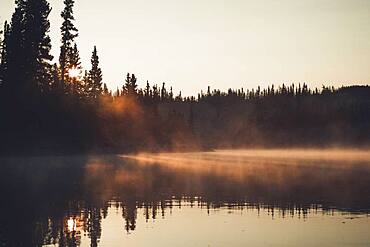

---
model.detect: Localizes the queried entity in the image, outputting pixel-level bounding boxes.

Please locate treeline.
[0,0,369,155]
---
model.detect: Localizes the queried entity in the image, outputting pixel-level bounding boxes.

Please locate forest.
[0,0,369,155]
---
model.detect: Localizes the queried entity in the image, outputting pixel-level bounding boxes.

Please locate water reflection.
[0,150,369,246]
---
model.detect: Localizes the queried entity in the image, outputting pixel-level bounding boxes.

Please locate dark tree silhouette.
[102,83,109,96]
[59,0,78,89]
[23,0,53,94]
[122,73,138,97]
[1,0,26,96]
[0,22,9,86]
[88,46,103,98]
[68,43,82,95]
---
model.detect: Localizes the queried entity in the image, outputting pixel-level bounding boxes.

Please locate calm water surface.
[0,149,369,246]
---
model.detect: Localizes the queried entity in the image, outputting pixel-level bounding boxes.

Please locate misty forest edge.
[0,0,369,155]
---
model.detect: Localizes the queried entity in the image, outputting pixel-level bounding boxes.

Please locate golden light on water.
[67,217,77,232]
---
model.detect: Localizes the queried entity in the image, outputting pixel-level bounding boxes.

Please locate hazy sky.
[1,0,369,95]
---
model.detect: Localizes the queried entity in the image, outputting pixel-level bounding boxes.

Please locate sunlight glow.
[67,218,77,232]
[68,67,81,79]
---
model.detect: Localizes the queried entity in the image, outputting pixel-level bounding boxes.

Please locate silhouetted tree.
[0,22,9,87]
[102,83,110,97]
[88,46,103,98]
[59,0,78,88]
[69,43,82,95]
[2,0,26,95]
[80,70,90,97]
[51,63,61,92]
[23,0,53,94]
[123,73,137,97]
[161,82,167,100]
[144,81,151,100]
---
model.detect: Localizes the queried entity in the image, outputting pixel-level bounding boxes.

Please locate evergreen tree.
[0,22,10,87]
[152,84,160,102]
[130,74,138,96]
[59,0,78,87]
[68,43,82,95]
[175,91,182,101]
[88,46,103,98]
[161,82,167,101]
[70,43,81,69]
[123,73,137,97]
[23,0,53,93]
[3,0,27,94]
[144,81,151,99]
[50,63,61,92]
[102,83,109,96]
[169,87,174,101]
[80,70,88,96]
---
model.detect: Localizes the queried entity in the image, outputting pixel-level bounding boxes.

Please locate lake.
[0,149,369,246]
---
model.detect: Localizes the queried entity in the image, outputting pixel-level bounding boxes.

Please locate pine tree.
[80,70,90,97]
[123,73,137,97]
[0,22,9,87]
[70,43,81,69]
[88,46,103,98]
[59,0,78,87]
[3,0,27,94]
[50,63,61,92]
[102,83,109,96]
[160,82,167,101]
[169,87,173,101]
[152,84,160,102]
[129,74,137,96]
[68,43,82,95]
[144,81,150,99]
[0,30,2,88]
[23,0,53,93]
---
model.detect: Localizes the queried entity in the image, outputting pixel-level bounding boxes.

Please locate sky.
[0,0,369,96]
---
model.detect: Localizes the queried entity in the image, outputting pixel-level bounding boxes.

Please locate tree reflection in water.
[0,151,369,246]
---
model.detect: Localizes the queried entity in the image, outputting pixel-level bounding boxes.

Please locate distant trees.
[122,73,138,97]
[0,0,369,155]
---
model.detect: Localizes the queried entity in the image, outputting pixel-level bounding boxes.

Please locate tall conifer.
[88,46,103,98]
[23,0,53,93]
[59,0,78,87]
[3,0,26,94]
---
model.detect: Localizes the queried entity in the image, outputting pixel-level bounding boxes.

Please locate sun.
[67,217,77,232]
[68,67,81,78]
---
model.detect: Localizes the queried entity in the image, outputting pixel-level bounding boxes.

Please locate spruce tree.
[51,63,61,92]
[3,0,53,95]
[0,22,9,87]
[161,82,167,101]
[70,43,81,70]
[102,83,110,96]
[144,81,151,99]
[129,74,137,96]
[68,43,82,95]
[88,46,103,98]
[123,73,137,97]
[122,73,130,95]
[3,0,27,94]
[59,0,78,87]
[23,0,53,93]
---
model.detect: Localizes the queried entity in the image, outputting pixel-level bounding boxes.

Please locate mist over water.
[0,149,369,246]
